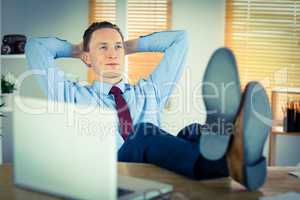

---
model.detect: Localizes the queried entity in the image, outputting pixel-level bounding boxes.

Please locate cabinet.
[1,54,25,59]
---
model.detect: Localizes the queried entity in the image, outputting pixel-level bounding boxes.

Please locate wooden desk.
[268,127,300,166]
[1,163,300,200]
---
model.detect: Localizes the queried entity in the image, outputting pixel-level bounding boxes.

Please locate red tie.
[109,86,133,140]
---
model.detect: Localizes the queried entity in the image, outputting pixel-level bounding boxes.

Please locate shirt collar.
[92,79,130,95]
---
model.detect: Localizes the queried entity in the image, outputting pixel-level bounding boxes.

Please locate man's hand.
[124,39,139,55]
[72,42,90,66]
[71,42,83,58]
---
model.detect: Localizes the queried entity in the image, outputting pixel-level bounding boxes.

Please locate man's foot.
[200,48,241,160]
[227,81,272,191]
[203,47,241,128]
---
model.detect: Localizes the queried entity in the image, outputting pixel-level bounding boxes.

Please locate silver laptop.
[12,97,173,200]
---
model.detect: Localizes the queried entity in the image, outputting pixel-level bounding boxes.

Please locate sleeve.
[25,37,76,102]
[137,30,188,108]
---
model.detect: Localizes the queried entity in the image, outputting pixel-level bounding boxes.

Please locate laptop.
[12,97,173,199]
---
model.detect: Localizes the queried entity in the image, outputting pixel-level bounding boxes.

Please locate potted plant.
[1,72,16,110]
[1,72,16,94]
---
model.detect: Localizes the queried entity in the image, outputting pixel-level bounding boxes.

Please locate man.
[25,21,272,191]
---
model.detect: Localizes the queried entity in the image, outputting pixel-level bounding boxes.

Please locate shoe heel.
[244,157,267,191]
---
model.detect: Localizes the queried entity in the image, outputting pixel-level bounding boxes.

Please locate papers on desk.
[260,192,300,200]
[289,171,300,178]
[261,164,300,200]
[289,163,300,179]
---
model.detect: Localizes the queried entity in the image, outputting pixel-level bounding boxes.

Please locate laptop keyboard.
[117,187,134,197]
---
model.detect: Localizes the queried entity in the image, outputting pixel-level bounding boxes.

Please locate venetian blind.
[127,0,172,84]
[225,0,300,97]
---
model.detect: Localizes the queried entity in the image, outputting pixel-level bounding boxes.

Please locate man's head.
[81,21,125,84]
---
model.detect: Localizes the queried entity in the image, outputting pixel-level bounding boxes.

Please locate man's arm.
[25,37,80,101]
[124,39,139,55]
[25,37,139,99]
[134,31,188,109]
[71,42,83,58]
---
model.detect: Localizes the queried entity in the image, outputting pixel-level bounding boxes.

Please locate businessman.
[25,21,272,191]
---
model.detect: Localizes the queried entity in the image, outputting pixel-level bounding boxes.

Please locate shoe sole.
[241,81,272,191]
[203,47,241,127]
[200,48,242,160]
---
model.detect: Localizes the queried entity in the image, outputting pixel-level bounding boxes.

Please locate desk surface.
[1,163,300,200]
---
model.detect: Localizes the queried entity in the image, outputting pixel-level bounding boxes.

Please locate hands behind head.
[72,42,91,67]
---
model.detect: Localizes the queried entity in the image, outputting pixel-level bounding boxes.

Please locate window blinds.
[89,0,116,24]
[127,0,172,84]
[225,0,300,94]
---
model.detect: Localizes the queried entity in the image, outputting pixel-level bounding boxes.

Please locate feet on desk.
[203,47,241,129]
[200,47,242,161]
[226,81,272,191]
[201,48,272,190]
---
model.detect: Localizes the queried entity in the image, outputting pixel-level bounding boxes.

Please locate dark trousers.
[118,122,229,180]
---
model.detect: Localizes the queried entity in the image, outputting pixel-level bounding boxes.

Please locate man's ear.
[81,52,92,67]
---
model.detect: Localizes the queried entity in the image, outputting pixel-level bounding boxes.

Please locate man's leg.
[119,48,271,189]
[177,123,201,143]
[177,123,229,179]
[118,122,229,180]
[118,122,200,179]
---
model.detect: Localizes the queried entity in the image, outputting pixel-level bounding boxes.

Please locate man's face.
[84,28,125,84]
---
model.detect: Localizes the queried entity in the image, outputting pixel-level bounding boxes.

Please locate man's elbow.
[178,30,188,38]
[25,37,56,58]
[177,30,188,50]
[25,38,40,55]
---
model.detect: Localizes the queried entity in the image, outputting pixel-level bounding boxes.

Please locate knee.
[130,122,160,139]
[178,123,202,137]
[118,142,145,162]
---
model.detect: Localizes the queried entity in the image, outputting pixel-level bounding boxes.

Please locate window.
[225,0,300,97]
[89,0,116,24]
[127,0,172,84]
[89,0,171,84]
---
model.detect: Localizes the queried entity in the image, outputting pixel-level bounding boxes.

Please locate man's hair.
[83,21,124,52]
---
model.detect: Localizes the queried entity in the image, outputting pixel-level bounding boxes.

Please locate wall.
[1,0,89,98]
[1,0,89,163]
[161,0,226,134]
